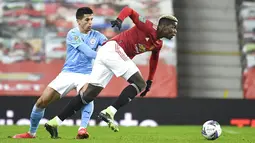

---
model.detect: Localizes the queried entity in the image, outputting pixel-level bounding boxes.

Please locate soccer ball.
[201,120,222,140]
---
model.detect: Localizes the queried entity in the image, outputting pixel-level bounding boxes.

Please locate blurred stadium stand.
[174,0,243,98]
[238,0,255,99]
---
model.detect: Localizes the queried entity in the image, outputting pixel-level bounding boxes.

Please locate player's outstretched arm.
[111,6,151,32]
[140,51,159,97]
[117,6,139,24]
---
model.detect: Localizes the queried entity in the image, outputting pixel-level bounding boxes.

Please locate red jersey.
[112,6,163,80]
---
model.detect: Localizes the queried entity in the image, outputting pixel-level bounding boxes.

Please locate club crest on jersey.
[90,38,96,45]
[135,44,146,53]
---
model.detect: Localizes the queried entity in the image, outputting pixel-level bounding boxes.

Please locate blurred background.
[0,0,254,128]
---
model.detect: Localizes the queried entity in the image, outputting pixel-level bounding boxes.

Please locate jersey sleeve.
[66,30,83,48]
[148,50,159,81]
[98,33,108,45]
[117,6,153,34]
[148,41,163,80]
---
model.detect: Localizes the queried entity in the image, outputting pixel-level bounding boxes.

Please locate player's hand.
[110,18,122,31]
[140,80,152,97]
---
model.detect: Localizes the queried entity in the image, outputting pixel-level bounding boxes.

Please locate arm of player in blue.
[77,43,97,59]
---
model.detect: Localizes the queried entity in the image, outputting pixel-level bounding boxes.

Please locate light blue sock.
[29,105,45,135]
[80,101,94,128]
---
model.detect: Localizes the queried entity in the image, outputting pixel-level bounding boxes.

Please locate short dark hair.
[76,7,93,19]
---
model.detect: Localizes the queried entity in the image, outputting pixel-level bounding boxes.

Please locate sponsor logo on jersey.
[74,36,81,43]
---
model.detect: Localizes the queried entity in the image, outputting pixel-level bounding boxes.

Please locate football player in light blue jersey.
[12,7,107,139]
[63,26,106,74]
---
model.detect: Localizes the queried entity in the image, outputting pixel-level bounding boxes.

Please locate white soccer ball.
[201,120,222,140]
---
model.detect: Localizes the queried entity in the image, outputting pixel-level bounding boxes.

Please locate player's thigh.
[89,58,113,88]
[75,74,90,94]
[36,86,61,108]
[121,60,141,82]
[126,71,146,91]
[48,72,76,98]
[101,41,131,77]
[104,53,144,90]
[79,83,89,94]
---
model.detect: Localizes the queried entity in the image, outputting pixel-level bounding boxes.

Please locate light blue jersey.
[62,27,107,74]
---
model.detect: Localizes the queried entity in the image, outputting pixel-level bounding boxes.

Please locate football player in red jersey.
[45,6,177,136]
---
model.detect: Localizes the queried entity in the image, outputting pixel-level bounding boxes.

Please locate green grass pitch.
[0,126,255,143]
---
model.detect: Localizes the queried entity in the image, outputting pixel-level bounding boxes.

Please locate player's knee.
[80,84,103,104]
[139,80,147,91]
[128,72,146,93]
[81,92,94,104]
[36,87,60,108]
[134,80,146,93]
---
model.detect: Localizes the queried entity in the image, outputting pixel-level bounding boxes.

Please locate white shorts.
[48,72,89,98]
[89,41,139,88]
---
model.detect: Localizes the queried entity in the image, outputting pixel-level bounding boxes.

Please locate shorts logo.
[90,38,96,45]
